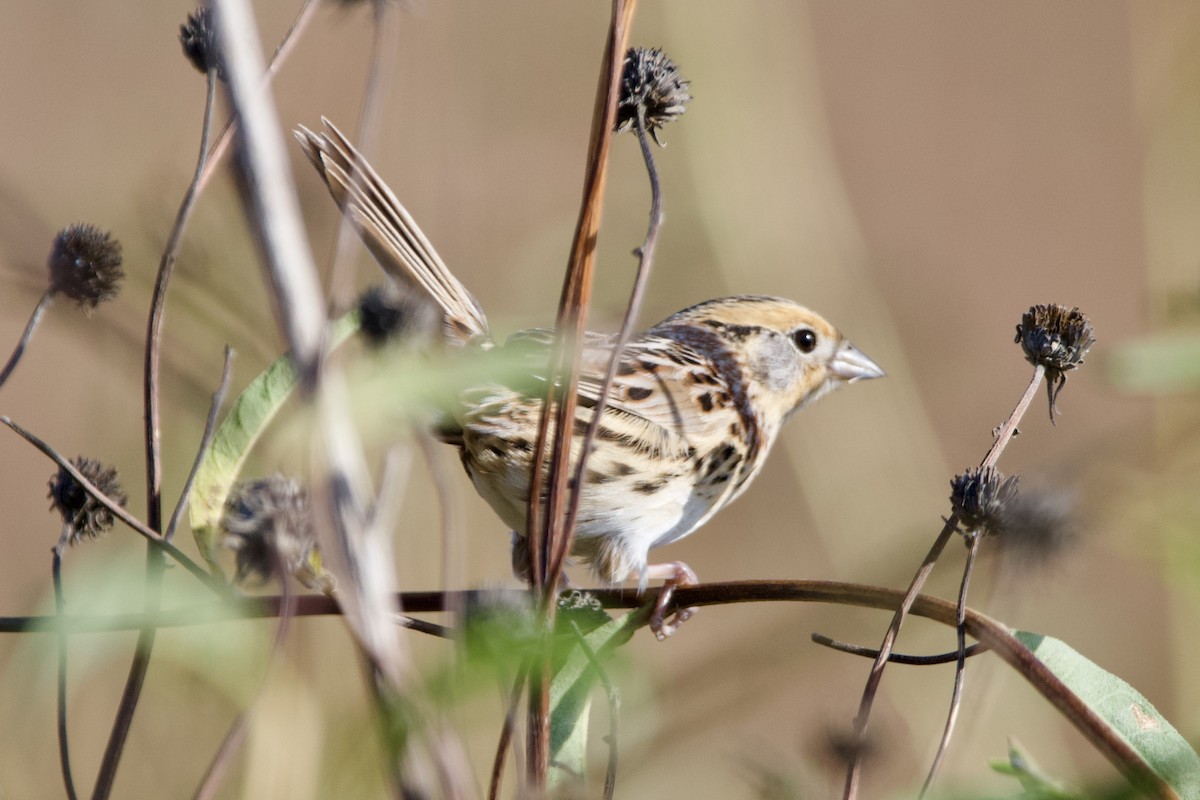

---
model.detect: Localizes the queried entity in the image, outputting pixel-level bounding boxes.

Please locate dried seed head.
[222,474,331,592]
[48,457,127,546]
[1014,304,1096,422]
[949,466,1019,536]
[357,282,439,348]
[48,224,124,310]
[615,47,692,146]
[180,7,223,78]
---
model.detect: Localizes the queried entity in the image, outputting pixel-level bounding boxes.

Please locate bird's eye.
[792,328,818,353]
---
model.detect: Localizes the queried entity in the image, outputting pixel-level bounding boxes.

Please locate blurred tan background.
[1,1,1199,797]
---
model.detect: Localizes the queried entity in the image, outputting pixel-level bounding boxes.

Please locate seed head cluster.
[222,474,333,592]
[48,224,124,310]
[48,457,127,546]
[357,282,438,348]
[1015,304,1096,421]
[615,47,692,145]
[179,7,224,78]
[949,466,1019,537]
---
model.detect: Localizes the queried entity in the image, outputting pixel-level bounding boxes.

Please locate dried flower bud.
[180,7,224,78]
[949,466,1019,537]
[48,457,127,546]
[615,47,692,146]
[222,474,332,592]
[1014,304,1096,422]
[357,282,438,348]
[48,224,124,310]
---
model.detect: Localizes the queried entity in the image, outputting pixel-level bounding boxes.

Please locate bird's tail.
[295,119,489,344]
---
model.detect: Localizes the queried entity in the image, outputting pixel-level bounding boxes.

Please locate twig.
[214,0,325,391]
[0,289,52,389]
[0,416,226,595]
[0,579,1173,797]
[920,531,982,797]
[324,0,400,311]
[52,536,79,800]
[165,346,234,542]
[488,669,527,800]
[810,633,987,666]
[556,89,666,575]
[525,0,638,785]
[192,0,320,198]
[192,558,297,800]
[841,364,1045,799]
[90,61,223,800]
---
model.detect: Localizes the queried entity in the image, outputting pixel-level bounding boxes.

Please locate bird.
[295,119,885,638]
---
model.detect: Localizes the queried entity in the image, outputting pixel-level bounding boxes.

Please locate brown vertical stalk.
[523,0,638,787]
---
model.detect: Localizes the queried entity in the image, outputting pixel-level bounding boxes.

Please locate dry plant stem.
[193,0,320,197]
[528,0,638,590]
[1,581,1171,796]
[0,416,226,595]
[557,102,665,572]
[0,289,51,389]
[524,0,637,786]
[89,70,222,800]
[214,0,325,390]
[325,0,399,311]
[919,531,982,798]
[165,347,234,541]
[810,633,987,666]
[414,434,468,633]
[52,540,79,800]
[488,670,527,800]
[192,565,297,800]
[841,363,1046,800]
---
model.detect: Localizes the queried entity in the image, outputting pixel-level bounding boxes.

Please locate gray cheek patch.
[752,336,803,391]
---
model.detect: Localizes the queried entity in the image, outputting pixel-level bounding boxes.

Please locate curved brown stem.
[841,364,1045,799]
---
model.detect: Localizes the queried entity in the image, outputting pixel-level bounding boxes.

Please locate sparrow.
[296,120,884,637]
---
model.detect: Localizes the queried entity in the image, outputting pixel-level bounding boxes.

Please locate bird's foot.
[645,561,699,640]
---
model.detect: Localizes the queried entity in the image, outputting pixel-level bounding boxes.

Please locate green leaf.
[187,313,359,571]
[990,737,1079,798]
[1015,631,1200,796]
[549,600,644,790]
[187,313,539,577]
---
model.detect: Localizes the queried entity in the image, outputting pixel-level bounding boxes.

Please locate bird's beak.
[831,341,885,383]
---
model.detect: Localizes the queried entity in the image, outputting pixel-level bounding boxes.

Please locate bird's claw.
[646,561,699,640]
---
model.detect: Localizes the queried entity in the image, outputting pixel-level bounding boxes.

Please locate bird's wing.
[574,333,741,454]
[295,119,488,343]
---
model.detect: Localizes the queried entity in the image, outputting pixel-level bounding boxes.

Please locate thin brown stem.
[556,93,665,576]
[0,289,52,389]
[841,364,1045,800]
[0,580,1175,796]
[525,1,638,786]
[52,538,79,800]
[325,0,399,312]
[810,633,987,665]
[165,346,233,542]
[94,67,220,800]
[193,0,320,197]
[920,532,982,798]
[192,564,297,800]
[0,416,226,595]
[488,670,527,800]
